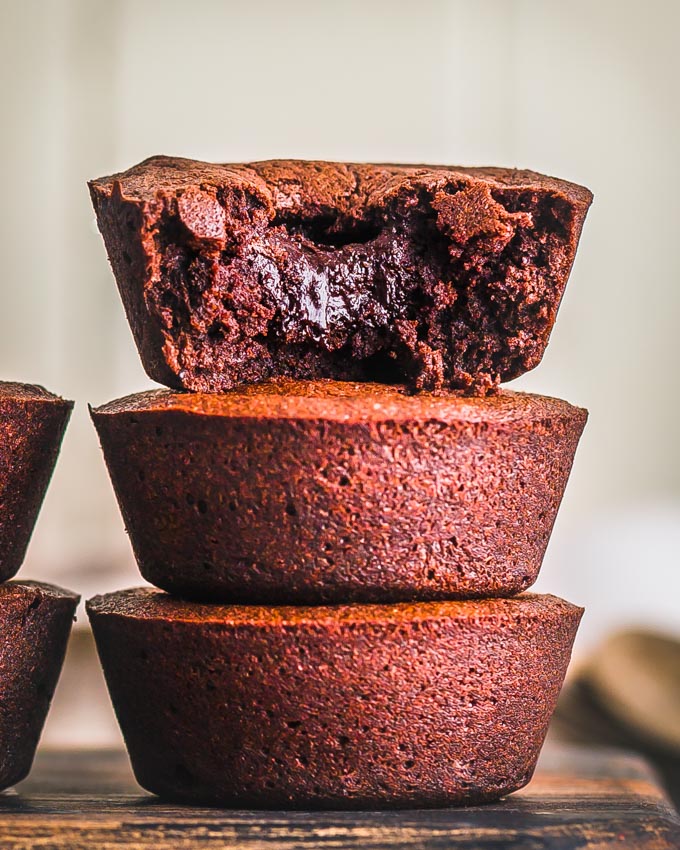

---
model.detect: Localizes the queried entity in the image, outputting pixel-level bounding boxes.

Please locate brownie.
[91,380,587,604]
[0,581,79,790]
[88,588,582,807]
[0,383,73,582]
[89,158,592,393]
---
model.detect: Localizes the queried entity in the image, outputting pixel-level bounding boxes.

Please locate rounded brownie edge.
[91,382,587,603]
[88,590,582,808]
[0,581,79,790]
[0,385,74,582]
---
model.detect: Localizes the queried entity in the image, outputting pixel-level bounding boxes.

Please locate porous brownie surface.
[0,383,61,401]
[91,380,587,603]
[89,158,592,393]
[0,582,79,790]
[0,383,73,581]
[88,589,583,807]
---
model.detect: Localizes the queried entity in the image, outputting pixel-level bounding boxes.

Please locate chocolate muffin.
[89,158,592,393]
[91,380,587,604]
[0,581,79,790]
[0,383,73,582]
[88,589,582,807]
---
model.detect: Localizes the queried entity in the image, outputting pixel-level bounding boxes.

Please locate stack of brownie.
[0,384,78,789]
[87,158,592,807]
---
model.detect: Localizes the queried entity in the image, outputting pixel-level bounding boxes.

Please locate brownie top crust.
[91,158,592,212]
[0,580,80,606]
[91,379,586,426]
[87,587,582,626]
[90,157,592,393]
[0,382,70,403]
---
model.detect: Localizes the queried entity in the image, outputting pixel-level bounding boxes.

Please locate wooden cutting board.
[0,745,678,848]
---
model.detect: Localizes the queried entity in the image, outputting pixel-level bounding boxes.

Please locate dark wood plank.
[0,746,676,849]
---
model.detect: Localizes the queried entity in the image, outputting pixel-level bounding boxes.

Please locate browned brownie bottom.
[91,380,587,604]
[89,158,592,393]
[0,383,73,582]
[0,582,79,790]
[87,589,582,808]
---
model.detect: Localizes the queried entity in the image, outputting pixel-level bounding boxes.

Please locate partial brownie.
[88,589,582,807]
[0,581,79,790]
[89,158,592,393]
[91,380,587,604]
[0,383,73,581]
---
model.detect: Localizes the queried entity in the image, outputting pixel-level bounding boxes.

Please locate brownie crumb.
[89,158,592,393]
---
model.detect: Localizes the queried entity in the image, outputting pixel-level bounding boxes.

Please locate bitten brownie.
[88,589,582,807]
[0,383,73,581]
[0,582,79,790]
[91,380,587,604]
[89,157,592,393]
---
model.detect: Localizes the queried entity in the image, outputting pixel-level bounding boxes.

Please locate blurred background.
[1,0,678,753]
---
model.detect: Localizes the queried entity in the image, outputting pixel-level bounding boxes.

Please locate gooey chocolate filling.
[150,179,573,393]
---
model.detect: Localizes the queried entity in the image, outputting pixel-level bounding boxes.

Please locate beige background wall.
[1,0,679,745]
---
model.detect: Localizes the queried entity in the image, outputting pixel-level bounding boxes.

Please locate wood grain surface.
[0,745,677,849]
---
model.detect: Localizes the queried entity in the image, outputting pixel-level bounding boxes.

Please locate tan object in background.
[582,631,680,755]
[553,629,680,811]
